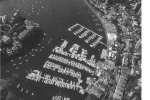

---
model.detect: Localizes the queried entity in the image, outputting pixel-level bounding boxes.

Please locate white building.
[2,35,11,44]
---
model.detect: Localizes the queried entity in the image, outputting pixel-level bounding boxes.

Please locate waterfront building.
[85,94,100,100]
[0,15,6,24]
[85,82,104,98]
[107,32,117,45]
[13,40,23,49]
[97,77,108,86]
[11,45,19,54]
[90,86,103,98]
[85,77,107,98]
[24,20,39,30]
[5,14,14,24]
[6,48,13,56]
[2,35,11,44]
[108,51,117,60]
[15,24,26,32]
[2,14,11,24]
[2,15,9,24]
[18,29,30,41]
[113,71,129,100]
[10,17,16,25]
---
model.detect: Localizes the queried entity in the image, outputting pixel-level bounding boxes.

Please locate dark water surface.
[1,0,107,100]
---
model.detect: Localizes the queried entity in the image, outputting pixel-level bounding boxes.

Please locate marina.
[49,54,94,74]
[1,0,107,98]
[52,39,106,69]
[43,60,82,79]
[26,70,85,95]
[68,23,107,48]
[52,96,70,100]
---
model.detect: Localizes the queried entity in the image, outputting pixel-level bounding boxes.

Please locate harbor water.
[1,0,107,100]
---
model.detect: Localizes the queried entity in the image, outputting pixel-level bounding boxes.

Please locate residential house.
[6,48,13,56]
[12,45,19,54]
[85,84,103,98]
[13,40,23,49]
[2,35,11,44]
[18,29,30,41]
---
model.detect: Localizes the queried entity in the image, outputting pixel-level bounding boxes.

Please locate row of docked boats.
[52,39,114,76]
[52,95,70,100]
[68,23,106,48]
[53,39,98,69]
[49,54,94,74]
[52,39,112,72]
[26,70,85,94]
[43,60,82,79]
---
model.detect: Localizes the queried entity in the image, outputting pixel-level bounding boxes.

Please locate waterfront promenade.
[84,0,109,46]
[84,0,117,45]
